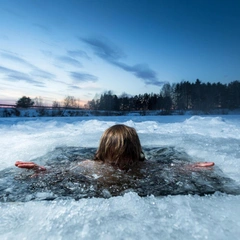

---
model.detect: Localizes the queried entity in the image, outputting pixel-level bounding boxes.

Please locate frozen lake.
[0,115,240,239]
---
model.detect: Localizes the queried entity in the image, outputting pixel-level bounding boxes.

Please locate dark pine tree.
[16,96,34,108]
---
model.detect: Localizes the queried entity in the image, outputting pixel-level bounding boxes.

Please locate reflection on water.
[1,147,239,202]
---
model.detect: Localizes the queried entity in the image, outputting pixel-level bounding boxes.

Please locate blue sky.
[0,0,239,106]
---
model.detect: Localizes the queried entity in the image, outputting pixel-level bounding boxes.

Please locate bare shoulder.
[72,159,106,176]
[77,159,102,168]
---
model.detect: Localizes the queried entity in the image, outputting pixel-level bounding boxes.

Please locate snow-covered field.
[0,115,240,239]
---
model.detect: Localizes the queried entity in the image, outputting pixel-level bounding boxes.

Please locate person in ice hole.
[15,124,214,172]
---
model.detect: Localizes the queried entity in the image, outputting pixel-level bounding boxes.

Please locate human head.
[94,124,144,170]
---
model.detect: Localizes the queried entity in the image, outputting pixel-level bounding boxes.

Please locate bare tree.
[52,101,61,108]
[63,96,78,108]
[34,96,44,107]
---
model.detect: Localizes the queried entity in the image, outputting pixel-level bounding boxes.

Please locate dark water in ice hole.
[1,146,240,202]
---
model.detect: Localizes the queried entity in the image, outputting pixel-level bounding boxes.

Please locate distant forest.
[87,79,240,113]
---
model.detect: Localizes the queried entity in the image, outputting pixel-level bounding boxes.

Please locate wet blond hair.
[94,124,144,170]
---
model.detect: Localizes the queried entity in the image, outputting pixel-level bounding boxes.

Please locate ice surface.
[0,115,240,239]
[1,193,240,239]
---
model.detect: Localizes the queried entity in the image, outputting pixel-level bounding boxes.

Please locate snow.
[0,115,240,239]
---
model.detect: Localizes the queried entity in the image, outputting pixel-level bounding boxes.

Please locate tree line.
[14,79,240,113]
[87,79,240,113]
[15,96,82,109]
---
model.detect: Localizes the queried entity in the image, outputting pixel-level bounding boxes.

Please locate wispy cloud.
[82,37,125,61]
[33,23,51,34]
[81,36,165,86]
[1,51,34,68]
[41,50,53,58]
[56,56,82,68]
[70,71,98,82]
[0,51,55,80]
[67,50,91,60]
[68,85,82,90]
[3,8,25,19]
[0,65,45,87]
[114,62,164,86]
[30,69,55,79]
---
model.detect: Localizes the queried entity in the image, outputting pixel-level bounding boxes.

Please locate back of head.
[94,124,144,170]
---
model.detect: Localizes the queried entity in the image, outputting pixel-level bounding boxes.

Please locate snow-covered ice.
[0,115,240,239]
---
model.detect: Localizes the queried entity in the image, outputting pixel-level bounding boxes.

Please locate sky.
[0,0,240,106]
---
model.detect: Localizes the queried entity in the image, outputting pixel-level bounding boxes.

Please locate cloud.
[56,56,82,68]
[1,52,34,68]
[33,23,51,34]
[41,50,53,58]
[69,85,82,90]
[81,36,164,86]
[0,66,45,86]
[70,72,98,82]
[0,51,55,80]
[115,62,166,86]
[30,69,55,79]
[3,8,24,19]
[67,50,91,60]
[81,37,125,62]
